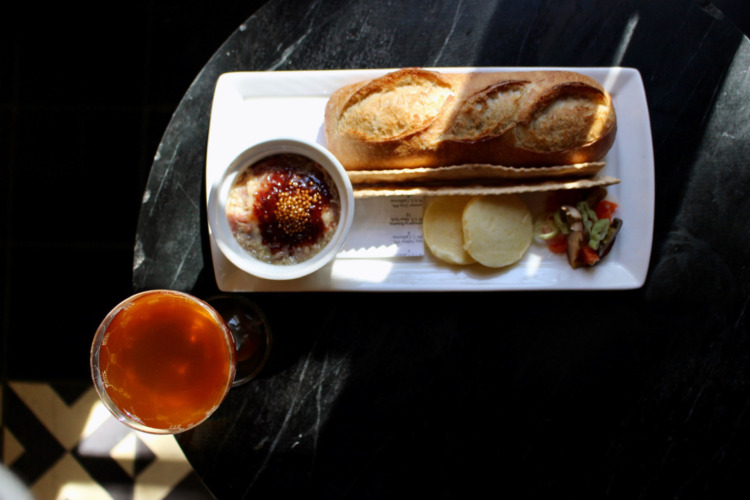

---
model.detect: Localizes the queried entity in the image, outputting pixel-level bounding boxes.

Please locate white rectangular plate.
[206,67,654,291]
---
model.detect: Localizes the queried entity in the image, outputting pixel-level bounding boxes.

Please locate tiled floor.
[3,1,267,498]
[3,381,207,500]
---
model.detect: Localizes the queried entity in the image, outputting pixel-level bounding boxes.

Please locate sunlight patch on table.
[330,259,395,283]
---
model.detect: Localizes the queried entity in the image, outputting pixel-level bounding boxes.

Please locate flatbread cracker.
[347,162,606,185]
[353,175,621,198]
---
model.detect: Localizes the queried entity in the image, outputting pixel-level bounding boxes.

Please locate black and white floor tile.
[1,381,213,500]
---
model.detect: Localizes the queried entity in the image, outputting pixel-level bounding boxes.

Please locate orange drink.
[91,290,236,434]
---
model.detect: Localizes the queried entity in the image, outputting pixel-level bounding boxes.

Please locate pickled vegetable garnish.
[534,188,622,269]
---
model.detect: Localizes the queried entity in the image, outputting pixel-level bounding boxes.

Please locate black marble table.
[134,0,750,497]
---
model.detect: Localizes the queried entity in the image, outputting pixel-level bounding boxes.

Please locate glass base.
[207,295,272,386]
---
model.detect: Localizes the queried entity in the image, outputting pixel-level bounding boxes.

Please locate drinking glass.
[90,289,271,434]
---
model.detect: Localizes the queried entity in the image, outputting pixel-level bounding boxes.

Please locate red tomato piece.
[582,245,600,265]
[548,235,568,254]
[595,200,618,221]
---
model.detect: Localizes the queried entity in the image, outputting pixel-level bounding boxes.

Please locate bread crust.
[324,68,617,170]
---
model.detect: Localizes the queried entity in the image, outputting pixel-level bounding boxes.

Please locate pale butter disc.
[462,194,533,268]
[423,196,476,265]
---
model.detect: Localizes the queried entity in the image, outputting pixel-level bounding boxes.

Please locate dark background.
[2,1,269,383]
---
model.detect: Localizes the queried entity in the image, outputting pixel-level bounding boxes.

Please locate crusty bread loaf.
[324,68,617,170]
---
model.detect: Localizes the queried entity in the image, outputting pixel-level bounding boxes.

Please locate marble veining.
[430,0,464,66]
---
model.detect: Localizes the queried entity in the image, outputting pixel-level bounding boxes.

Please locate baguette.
[324,68,617,170]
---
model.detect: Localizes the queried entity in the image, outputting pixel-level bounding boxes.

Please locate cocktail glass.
[90,289,271,434]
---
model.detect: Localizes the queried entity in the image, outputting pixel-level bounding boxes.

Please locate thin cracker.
[347,162,606,185]
[353,175,621,198]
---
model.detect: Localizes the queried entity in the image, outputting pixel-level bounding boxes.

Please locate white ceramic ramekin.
[208,138,354,280]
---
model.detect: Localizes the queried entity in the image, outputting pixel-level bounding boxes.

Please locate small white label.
[338,197,424,258]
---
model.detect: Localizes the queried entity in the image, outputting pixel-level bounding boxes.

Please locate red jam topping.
[251,154,337,256]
